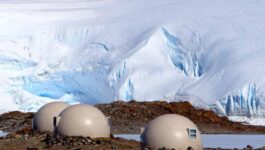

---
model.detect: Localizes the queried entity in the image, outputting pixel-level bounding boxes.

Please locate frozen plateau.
[1,0,265,125]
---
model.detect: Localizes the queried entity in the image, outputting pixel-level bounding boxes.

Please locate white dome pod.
[33,101,70,132]
[141,114,203,150]
[56,104,110,138]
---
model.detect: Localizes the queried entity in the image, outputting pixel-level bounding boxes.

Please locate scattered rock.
[0,111,34,133]
[96,101,265,134]
[0,128,140,149]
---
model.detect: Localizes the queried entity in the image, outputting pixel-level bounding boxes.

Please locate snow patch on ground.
[229,116,265,126]
[0,131,8,137]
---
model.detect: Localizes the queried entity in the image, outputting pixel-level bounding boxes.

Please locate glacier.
[1,0,265,125]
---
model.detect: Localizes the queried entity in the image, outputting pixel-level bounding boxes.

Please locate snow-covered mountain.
[1,0,265,125]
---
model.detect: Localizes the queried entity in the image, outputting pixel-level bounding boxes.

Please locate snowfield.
[1,0,265,124]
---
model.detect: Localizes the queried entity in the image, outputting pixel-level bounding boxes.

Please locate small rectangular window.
[188,129,196,139]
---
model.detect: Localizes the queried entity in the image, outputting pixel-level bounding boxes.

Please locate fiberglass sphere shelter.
[141,114,203,150]
[33,101,70,132]
[56,104,110,138]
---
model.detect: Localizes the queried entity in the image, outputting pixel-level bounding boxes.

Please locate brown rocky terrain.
[0,101,265,149]
[0,127,140,150]
[0,111,34,133]
[96,101,265,134]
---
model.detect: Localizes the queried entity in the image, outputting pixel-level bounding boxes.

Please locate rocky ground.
[0,101,265,149]
[0,111,34,133]
[96,101,265,134]
[0,127,140,150]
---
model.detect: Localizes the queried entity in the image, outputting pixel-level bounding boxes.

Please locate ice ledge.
[213,83,265,118]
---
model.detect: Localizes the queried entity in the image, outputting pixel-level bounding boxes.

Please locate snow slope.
[1,0,265,124]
